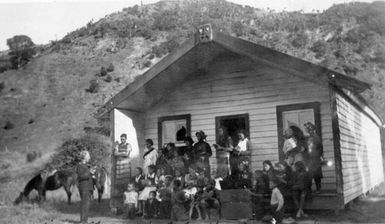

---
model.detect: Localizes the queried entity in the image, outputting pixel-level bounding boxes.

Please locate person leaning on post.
[76,150,95,224]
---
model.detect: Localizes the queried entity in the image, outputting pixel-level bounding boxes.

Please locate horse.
[14,169,77,205]
[91,166,108,203]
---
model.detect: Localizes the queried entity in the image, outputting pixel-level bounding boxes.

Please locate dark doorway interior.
[216,114,249,146]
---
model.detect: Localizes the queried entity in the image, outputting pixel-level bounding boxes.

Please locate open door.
[276,102,321,161]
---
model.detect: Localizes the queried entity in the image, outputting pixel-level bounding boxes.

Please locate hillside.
[0,0,385,170]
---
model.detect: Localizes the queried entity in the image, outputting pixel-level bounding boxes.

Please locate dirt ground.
[1,188,385,224]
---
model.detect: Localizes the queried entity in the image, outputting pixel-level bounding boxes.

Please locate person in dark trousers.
[304,122,324,194]
[76,150,94,224]
[143,191,160,219]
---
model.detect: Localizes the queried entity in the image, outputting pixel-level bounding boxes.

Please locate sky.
[0,0,380,50]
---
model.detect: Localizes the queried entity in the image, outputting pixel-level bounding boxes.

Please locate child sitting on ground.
[143,190,160,219]
[171,179,188,221]
[189,184,204,221]
[200,180,220,220]
[270,179,284,224]
[185,165,198,186]
[123,183,138,219]
[174,169,186,188]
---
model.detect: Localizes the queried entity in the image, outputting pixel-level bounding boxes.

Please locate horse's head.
[13,192,27,205]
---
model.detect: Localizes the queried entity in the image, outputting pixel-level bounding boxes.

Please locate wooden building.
[97,25,384,211]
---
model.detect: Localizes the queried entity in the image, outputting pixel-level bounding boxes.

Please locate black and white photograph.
[0,0,385,223]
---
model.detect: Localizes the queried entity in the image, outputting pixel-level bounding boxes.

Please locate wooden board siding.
[335,91,384,204]
[143,58,336,190]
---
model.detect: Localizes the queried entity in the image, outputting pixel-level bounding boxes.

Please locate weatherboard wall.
[335,91,384,204]
[143,58,337,191]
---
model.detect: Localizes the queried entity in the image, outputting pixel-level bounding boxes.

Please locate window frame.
[276,102,321,160]
[157,114,191,150]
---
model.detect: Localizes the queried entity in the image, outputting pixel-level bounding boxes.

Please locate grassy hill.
[0,0,385,178]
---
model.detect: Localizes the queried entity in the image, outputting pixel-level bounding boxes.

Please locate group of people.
[111,122,324,224]
[120,131,221,221]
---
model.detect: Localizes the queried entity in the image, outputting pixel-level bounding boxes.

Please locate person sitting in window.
[193,131,212,178]
[213,126,234,152]
[231,130,252,174]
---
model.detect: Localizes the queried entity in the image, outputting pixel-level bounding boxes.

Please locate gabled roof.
[96,24,371,118]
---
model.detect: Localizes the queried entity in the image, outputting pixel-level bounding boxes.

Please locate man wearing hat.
[76,150,94,224]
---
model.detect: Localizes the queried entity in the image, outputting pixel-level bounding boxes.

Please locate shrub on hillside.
[231,21,244,37]
[85,79,99,93]
[291,33,308,48]
[47,135,111,170]
[6,35,36,69]
[104,74,112,83]
[26,151,42,163]
[100,66,107,77]
[152,9,179,31]
[143,60,152,68]
[310,40,327,58]
[107,63,114,72]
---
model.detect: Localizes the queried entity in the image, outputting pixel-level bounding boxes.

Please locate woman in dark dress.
[193,131,212,178]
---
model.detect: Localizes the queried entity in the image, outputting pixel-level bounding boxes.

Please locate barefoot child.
[270,179,284,224]
[123,183,138,219]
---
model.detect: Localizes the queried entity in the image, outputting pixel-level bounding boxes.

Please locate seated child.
[158,175,173,219]
[131,167,145,191]
[270,179,284,224]
[196,168,209,188]
[138,165,157,215]
[189,184,204,221]
[200,180,220,220]
[175,169,186,189]
[143,191,160,219]
[123,183,138,219]
[155,167,166,186]
[171,179,188,221]
[234,162,252,189]
[185,165,198,186]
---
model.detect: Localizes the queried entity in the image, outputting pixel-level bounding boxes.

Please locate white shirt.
[237,138,249,152]
[124,191,138,206]
[270,187,284,209]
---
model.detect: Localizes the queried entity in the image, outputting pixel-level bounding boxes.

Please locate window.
[158,114,191,149]
[276,102,321,160]
[215,113,249,146]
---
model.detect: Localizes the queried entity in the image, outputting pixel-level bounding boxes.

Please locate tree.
[6,35,35,68]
